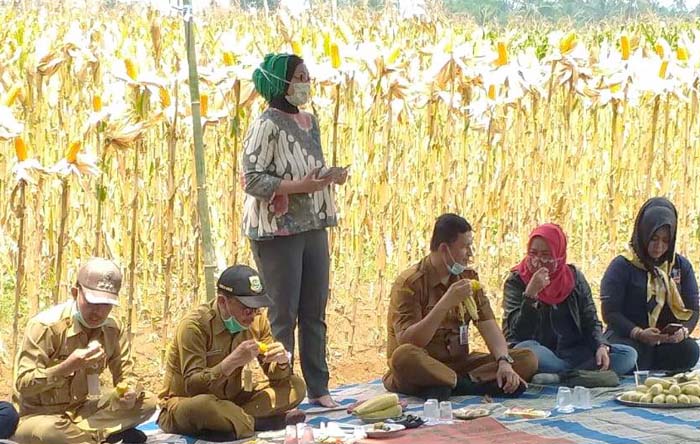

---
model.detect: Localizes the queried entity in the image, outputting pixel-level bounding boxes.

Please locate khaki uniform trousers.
[14,392,157,444]
[383,344,538,395]
[157,375,306,439]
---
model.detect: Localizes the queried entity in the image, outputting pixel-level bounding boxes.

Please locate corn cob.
[620,34,630,60]
[66,141,82,163]
[356,404,402,420]
[15,137,27,162]
[124,58,138,81]
[92,95,102,112]
[330,43,341,69]
[115,382,129,397]
[353,393,399,416]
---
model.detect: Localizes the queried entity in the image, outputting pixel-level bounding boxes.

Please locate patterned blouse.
[241,108,338,240]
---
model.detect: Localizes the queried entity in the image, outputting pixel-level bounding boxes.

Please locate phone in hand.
[316,165,349,180]
[661,323,684,335]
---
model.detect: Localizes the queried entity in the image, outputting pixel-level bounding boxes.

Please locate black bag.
[559,369,620,388]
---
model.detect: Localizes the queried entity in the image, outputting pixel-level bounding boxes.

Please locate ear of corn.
[654,42,665,58]
[658,61,668,79]
[353,393,399,416]
[159,87,171,108]
[15,137,28,162]
[291,40,302,56]
[3,85,22,107]
[495,41,508,66]
[92,95,103,112]
[66,141,82,163]
[620,34,631,60]
[222,51,235,66]
[115,382,129,397]
[677,46,689,61]
[200,94,209,116]
[356,404,402,420]
[488,84,497,100]
[559,32,577,55]
[125,58,138,80]
[257,341,268,353]
[330,43,341,69]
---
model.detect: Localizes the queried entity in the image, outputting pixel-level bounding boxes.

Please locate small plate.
[453,407,491,420]
[364,423,406,438]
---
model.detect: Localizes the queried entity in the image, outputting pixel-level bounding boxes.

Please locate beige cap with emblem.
[77,257,122,305]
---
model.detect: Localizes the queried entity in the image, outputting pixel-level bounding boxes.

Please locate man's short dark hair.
[430,213,472,251]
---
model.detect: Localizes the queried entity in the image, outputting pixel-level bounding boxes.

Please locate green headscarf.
[252,53,294,102]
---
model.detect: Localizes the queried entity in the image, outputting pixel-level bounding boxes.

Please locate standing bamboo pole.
[53,178,70,304]
[182,0,217,301]
[162,85,179,364]
[11,179,26,357]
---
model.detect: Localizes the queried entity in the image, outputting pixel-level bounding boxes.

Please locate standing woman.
[241,53,347,407]
[601,197,700,371]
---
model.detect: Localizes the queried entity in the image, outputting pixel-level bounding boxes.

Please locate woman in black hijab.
[601,197,699,371]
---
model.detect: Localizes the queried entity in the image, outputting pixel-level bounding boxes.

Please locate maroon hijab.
[513,223,575,305]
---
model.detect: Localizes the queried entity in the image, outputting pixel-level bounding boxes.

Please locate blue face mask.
[444,247,467,276]
[222,304,248,335]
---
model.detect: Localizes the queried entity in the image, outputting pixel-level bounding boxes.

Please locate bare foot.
[309,394,338,408]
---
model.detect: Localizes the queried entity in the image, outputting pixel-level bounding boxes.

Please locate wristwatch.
[497,354,515,365]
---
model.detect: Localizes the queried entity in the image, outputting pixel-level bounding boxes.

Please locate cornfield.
[1,1,700,392]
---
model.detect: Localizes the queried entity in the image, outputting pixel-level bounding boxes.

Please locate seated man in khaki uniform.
[13,258,156,444]
[384,214,538,401]
[157,264,306,442]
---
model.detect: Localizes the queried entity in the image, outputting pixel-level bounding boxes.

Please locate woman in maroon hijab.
[502,224,637,384]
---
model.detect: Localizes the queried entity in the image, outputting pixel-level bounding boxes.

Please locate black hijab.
[268,55,304,114]
[630,197,678,272]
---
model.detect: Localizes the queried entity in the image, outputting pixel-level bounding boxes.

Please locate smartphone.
[317,166,348,180]
[661,323,683,335]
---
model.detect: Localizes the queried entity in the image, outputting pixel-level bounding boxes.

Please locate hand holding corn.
[114,382,138,410]
[443,279,474,309]
[259,341,289,364]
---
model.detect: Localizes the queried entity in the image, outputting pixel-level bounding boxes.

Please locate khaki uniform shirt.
[159,300,290,402]
[13,301,136,416]
[386,256,495,364]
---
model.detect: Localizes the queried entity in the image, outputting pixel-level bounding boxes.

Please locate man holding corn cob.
[384,214,538,401]
[157,264,306,442]
[12,258,156,444]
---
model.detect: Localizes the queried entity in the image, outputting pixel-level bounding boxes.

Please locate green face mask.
[73,303,106,329]
[222,304,248,334]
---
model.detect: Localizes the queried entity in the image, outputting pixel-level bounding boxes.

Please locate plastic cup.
[634,370,649,387]
[573,386,592,410]
[423,399,439,419]
[556,387,574,413]
[439,401,453,420]
[284,425,298,444]
[299,424,314,444]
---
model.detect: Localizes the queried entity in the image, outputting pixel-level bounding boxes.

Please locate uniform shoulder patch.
[34,301,72,326]
[397,263,423,288]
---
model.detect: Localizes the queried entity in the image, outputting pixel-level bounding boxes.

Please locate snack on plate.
[503,407,550,419]
[618,373,700,405]
[453,407,491,420]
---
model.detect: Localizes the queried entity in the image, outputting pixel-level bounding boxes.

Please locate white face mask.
[286,83,311,107]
